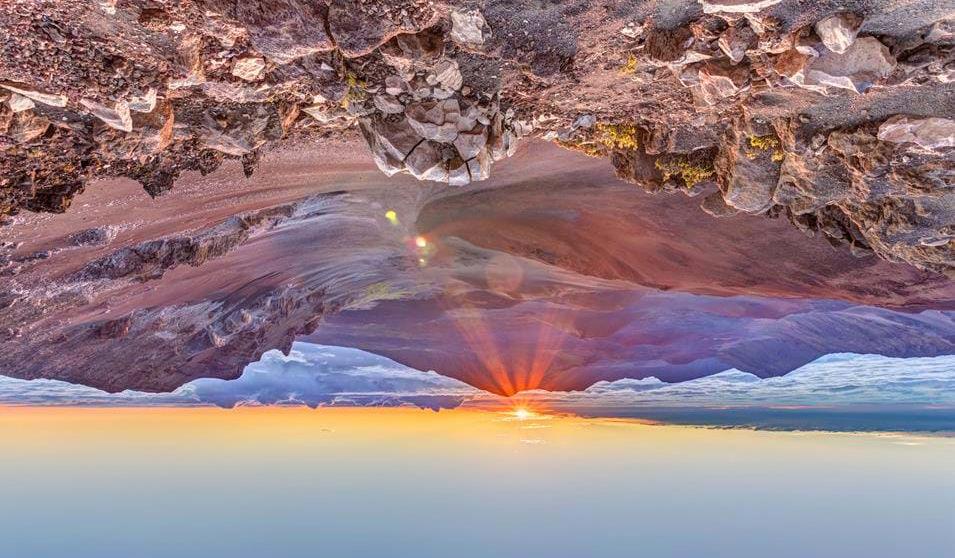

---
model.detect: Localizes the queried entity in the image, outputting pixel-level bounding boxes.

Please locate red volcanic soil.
[419,143,954,309]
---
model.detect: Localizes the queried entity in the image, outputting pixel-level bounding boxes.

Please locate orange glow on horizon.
[438,295,575,396]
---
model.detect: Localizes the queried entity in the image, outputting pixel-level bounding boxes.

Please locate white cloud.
[488,353,955,409]
[0,343,479,411]
[0,346,953,422]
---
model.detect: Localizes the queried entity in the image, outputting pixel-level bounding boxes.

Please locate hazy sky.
[1,407,953,558]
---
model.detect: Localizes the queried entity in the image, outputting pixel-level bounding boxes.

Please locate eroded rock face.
[0,0,953,278]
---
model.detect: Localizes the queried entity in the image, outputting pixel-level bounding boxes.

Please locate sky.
[1,406,953,558]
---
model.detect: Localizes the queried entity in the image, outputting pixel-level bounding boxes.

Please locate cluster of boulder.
[356,10,520,185]
[581,2,954,273]
[0,0,523,217]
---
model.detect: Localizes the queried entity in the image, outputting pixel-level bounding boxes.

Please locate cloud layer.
[0,343,478,411]
[1,344,953,429]
[520,352,955,409]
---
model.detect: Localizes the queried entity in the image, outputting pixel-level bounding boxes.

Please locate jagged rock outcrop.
[0,0,952,276]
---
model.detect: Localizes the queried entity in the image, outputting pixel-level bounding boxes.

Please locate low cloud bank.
[1,345,953,429]
[0,343,478,411]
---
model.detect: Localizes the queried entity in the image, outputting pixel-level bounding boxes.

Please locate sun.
[512,407,534,420]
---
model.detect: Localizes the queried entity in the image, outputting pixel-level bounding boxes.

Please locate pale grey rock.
[372,118,423,162]
[7,92,34,113]
[405,99,466,141]
[924,20,954,43]
[573,114,596,129]
[200,130,252,156]
[359,117,425,176]
[231,56,266,82]
[432,59,463,91]
[698,72,740,104]
[198,109,269,157]
[782,37,896,93]
[453,126,487,159]
[814,13,863,54]
[450,9,489,47]
[384,75,408,96]
[807,37,895,92]
[404,140,448,182]
[360,121,402,176]
[696,62,749,105]
[448,159,471,186]
[7,112,50,143]
[200,81,270,104]
[919,236,953,247]
[678,65,701,87]
[80,98,133,132]
[302,103,336,123]
[620,22,644,39]
[718,25,756,63]
[127,88,157,113]
[878,116,955,150]
[699,0,783,14]
[510,119,534,138]
[97,0,116,15]
[0,83,68,107]
[431,87,455,100]
[466,150,492,181]
[700,191,741,217]
[373,94,405,114]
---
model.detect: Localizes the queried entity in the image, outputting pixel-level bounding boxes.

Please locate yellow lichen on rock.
[557,122,639,157]
[654,157,715,188]
[595,123,639,150]
[619,54,638,76]
[746,135,784,162]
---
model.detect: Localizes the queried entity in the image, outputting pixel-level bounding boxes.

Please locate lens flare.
[415,235,428,248]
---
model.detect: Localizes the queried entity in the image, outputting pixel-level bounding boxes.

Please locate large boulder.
[777,36,896,93]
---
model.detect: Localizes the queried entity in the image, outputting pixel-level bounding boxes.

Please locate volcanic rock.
[80,98,133,132]
[231,56,267,82]
[404,139,448,181]
[0,83,68,107]
[718,25,757,63]
[779,36,896,93]
[814,13,863,54]
[699,0,783,14]
[450,9,489,48]
[7,93,34,113]
[406,99,468,142]
[877,116,955,150]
